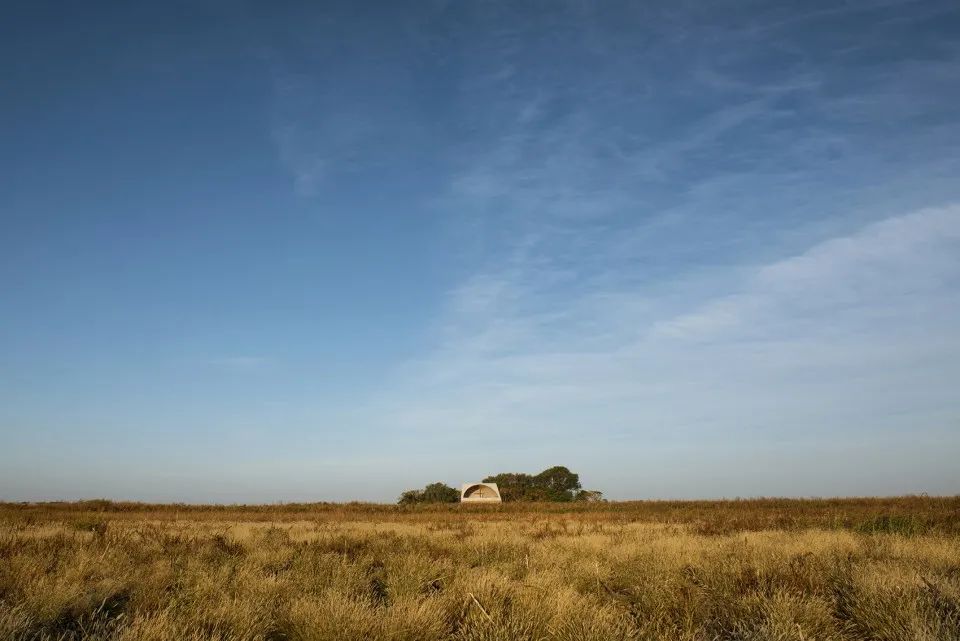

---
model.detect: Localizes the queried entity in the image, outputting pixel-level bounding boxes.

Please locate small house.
[460,482,502,503]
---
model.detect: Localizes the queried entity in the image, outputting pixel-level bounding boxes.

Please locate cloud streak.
[254,0,960,496]
[378,205,959,442]
[352,3,960,496]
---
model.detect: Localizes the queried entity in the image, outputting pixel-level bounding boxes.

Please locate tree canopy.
[397,482,459,505]
[485,465,583,502]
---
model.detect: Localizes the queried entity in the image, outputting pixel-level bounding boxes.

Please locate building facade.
[459,482,502,503]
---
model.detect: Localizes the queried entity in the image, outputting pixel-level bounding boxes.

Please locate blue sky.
[2,0,959,502]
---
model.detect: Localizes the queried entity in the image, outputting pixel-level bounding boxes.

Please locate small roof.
[460,482,499,493]
[459,482,502,502]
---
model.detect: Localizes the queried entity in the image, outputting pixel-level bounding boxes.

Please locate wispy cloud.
[359,1,960,474]
[374,205,960,459]
[652,205,960,340]
[250,1,960,494]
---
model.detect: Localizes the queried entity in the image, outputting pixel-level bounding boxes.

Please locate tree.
[533,466,581,501]
[484,466,585,502]
[483,472,535,501]
[574,489,604,502]
[397,489,423,505]
[397,482,459,505]
[421,482,460,503]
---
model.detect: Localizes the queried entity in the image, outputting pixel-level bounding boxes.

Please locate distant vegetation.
[397,482,460,505]
[1,496,958,640]
[398,465,603,504]
[484,465,603,502]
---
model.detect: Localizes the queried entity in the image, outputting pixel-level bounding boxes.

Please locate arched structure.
[460,482,502,503]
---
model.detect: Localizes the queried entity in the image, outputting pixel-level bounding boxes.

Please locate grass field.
[1,497,958,640]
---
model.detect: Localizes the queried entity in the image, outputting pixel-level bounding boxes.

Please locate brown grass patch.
[1,497,958,640]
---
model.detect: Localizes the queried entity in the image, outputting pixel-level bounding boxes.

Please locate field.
[1,497,959,641]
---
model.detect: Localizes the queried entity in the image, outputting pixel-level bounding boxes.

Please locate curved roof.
[460,482,501,501]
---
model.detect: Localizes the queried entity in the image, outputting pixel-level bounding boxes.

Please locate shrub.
[398,482,459,505]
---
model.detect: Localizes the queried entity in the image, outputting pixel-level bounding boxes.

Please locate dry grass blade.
[467,593,493,623]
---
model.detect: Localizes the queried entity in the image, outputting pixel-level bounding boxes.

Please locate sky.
[2,0,959,503]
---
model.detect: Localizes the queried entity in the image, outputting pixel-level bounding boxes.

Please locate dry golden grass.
[1,498,958,640]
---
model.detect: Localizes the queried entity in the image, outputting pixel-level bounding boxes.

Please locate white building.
[460,482,502,503]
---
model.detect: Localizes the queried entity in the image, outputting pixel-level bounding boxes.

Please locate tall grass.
[4,496,958,533]
[1,498,958,640]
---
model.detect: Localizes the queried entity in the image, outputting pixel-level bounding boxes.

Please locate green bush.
[397,482,459,505]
